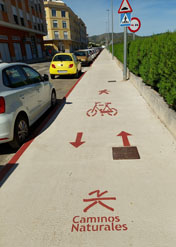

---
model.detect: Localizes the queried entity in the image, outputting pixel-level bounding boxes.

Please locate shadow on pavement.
[0,163,19,187]
[28,97,72,140]
[0,98,71,186]
[0,143,16,155]
[0,98,69,155]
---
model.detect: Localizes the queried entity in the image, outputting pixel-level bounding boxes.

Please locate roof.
[0,62,29,70]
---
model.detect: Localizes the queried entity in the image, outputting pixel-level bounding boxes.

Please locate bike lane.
[1,49,176,247]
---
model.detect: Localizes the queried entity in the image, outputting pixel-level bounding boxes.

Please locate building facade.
[0,0,47,62]
[44,0,88,54]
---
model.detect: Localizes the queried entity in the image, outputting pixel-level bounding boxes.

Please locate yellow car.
[49,53,81,79]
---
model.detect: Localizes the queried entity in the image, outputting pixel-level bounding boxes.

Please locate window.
[14,15,19,25]
[38,4,41,13]
[63,31,68,40]
[54,31,59,39]
[22,66,42,84]
[0,1,5,12]
[19,9,25,26]
[3,66,27,88]
[27,13,30,21]
[61,10,65,17]
[2,72,10,87]
[51,8,56,17]
[53,20,58,28]
[20,17,25,26]
[72,54,77,63]
[12,6,19,25]
[41,24,44,32]
[35,4,38,12]
[62,21,67,28]
[53,54,72,62]
[74,51,86,56]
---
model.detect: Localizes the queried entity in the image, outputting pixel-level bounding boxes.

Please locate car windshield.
[74,51,86,56]
[53,55,73,62]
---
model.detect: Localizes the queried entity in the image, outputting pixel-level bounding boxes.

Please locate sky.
[62,0,176,37]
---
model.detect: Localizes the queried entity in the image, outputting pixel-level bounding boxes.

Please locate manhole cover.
[112,146,140,160]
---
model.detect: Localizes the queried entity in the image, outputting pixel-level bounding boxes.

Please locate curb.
[113,56,176,140]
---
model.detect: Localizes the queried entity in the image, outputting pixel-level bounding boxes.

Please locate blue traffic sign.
[120,13,131,27]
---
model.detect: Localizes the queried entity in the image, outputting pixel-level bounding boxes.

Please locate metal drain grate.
[112,146,140,160]
[108,80,117,83]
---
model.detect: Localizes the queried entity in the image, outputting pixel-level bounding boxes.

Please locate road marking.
[99,89,110,95]
[70,132,85,148]
[117,131,132,146]
[87,102,118,117]
[71,190,128,233]
[83,190,116,212]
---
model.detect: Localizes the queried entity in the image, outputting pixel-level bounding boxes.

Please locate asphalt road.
[0,61,89,167]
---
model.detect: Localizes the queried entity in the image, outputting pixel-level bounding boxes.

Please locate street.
[0,61,90,168]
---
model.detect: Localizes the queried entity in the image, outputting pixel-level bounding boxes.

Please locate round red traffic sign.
[128,17,141,33]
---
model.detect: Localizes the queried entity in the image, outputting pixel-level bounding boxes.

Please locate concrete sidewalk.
[1,49,176,247]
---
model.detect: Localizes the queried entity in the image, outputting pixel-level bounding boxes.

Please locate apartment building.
[44,0,88,54]
[0,0,47,62]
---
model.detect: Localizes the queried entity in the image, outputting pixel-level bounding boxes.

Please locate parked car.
[49,53,81,79]
[0,62,56,149]
[74,50,92,66]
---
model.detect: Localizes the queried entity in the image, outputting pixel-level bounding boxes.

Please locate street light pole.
[106,9,110,50]
[111,0,114,59]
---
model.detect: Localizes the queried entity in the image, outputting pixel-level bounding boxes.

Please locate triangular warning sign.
[118,0,133,13]
[121,13,130,24]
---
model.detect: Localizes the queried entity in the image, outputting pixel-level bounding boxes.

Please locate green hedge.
[111,32,176,110]
[110,43,124,63]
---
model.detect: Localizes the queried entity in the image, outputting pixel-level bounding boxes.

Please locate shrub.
[111,32,176,109]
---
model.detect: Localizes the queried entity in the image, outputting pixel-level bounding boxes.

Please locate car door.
[72,54,81,71]
[20,65,45,119]
[2,65,36,122]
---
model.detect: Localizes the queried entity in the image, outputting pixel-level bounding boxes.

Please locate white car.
[0,62,56,149]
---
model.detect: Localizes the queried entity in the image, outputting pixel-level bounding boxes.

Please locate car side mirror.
[43,74,49,81]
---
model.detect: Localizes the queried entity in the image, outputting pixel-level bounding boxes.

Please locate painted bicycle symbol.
[87,102,118,117]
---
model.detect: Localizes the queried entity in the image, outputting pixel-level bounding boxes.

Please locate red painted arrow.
[70,132,85,148]
[117,131,132,146]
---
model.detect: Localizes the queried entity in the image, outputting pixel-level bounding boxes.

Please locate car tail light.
[52,64,56,68]
[69,64,74,68]
[0,97,5,114]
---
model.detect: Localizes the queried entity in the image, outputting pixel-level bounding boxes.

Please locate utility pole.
[111,0,114,59]
[123,27,127,80]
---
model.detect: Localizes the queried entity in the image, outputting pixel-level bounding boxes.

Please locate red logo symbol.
[87,102,118,117]
[83,190,116,212]
[99,89,110,95]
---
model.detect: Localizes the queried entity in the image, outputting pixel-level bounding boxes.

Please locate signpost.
[120,13,131,27]
[128,17,141,40]
[118,0,133,80]
[118,0,133,14]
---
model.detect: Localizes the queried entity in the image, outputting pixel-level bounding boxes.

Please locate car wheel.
[9,114,29,149]
[51,90,57,108]
[50,74,55,79]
